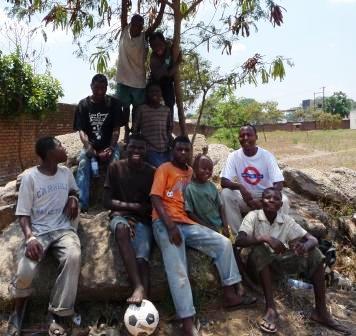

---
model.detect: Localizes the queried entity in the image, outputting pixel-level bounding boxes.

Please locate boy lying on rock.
[235,187,350,335]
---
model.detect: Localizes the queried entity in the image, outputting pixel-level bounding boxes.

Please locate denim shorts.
[116,83,145,107]
[109,216,153,262]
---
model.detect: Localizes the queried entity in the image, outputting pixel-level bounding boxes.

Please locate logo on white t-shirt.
[241,166,264,185]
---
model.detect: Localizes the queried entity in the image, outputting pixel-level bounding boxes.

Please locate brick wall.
[0,103,76,185]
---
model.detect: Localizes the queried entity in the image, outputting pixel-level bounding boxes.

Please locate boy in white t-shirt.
[6,136,81,336]
[220,124,289,235]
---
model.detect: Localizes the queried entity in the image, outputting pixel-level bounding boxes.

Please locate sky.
[0,0,355,110]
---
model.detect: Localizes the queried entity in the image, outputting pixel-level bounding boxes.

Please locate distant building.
[302,99,312,110]
[350,110,356,129]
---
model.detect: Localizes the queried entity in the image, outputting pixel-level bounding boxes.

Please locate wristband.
[25,236,37,246]
[69,195,79,203]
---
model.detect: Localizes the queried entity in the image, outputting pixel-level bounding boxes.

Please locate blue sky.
[0,0,355,109]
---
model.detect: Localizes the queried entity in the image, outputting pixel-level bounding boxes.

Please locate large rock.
[190,133,208,156]
[0,204,16,232]
[0,212,218,308]
[338,217,356,245]
[207,144,233,182]
[0,180,17,206]
[57,132,82,167]
[283,167,356,206]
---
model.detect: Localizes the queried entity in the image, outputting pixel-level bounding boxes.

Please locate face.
[130,19,144,37]
[195,157,213,182]
[91,81,107,102]
[239,126,257,150]
[127,139,146,164]
[262,190,283,213]
[147,85,162,105]
[49,140,67,163]
[150,38,166,57]
[172,142,191,166]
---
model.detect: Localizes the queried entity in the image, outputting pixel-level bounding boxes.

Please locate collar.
[257,209,284,225]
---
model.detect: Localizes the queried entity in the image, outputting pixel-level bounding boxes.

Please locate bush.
[209,127,240,148]
[0,52,63,119]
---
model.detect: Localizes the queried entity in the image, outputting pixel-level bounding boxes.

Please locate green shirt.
[184,180,223,230]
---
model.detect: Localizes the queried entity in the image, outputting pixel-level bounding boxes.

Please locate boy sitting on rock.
[7,136,81,336]
[184,154,229,237]
[235,187,350,335]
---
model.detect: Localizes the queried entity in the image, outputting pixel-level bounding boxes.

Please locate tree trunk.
[172,0,186,135]
[191,90,207,145]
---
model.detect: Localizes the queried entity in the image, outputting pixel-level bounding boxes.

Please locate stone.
[207,144,233,182]
[0,211,218,307]
[338,217,356,246]
[0,180,17,206]
[0,204,16,232]
[57,132,82,167]
[190,134,208,156]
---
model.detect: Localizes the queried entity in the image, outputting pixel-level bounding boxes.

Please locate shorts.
[116,83,145,108]
[109,216,153,262]
[248,244,324,280]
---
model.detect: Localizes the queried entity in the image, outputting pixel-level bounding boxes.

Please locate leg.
[152,220,197,335]
[75,149,91,211]
[308,249,350,334]
[111,218,145,303]
[220,189,251,236]
[131,222,154,299]
[111,143,121,162]
[49,230,81,317]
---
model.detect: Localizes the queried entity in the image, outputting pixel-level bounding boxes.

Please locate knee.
[115,225,130,241]
[221,188,234,202]
[65,247,81,267]
[16,269,35,289]
[220,235,233,252]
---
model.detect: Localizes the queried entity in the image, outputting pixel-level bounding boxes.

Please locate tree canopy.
[325,91,352,118]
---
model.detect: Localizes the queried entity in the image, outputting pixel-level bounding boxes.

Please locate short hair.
[128,133,146,144]
[131,14,144,25]
[240,123,257,135]
[172,135,191,149]
[149,31,165,45]
[35,136,58,160]
[91,74,108,86]
[262,187,282,199]
[192,153,213,171]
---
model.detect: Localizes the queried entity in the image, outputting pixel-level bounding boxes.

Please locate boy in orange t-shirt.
[151,136,255,336]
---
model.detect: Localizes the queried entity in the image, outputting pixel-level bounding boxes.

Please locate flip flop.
[259,318,277,334]
[48,321,68,336]
[223,294,257,310]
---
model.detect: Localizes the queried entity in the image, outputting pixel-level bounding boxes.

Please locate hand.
[64,197,79,219]
[247,199,263,210]
[26,239,43,261]
[222,226,230,238]
[292,241,307,256]
[266,236,287,254]
[240,186,253,204]
[168,225,182,246]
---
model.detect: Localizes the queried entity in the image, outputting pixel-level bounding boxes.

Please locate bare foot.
[126,285,145,304]
[181,317,199,336]
[311,309,350,335]
[223,285,256,308]
[259,308,278,334]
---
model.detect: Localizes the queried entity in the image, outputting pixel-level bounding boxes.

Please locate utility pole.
[321,86,325,112]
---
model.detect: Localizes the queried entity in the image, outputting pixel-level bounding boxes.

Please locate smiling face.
[194,156,213,183]
[127,138,146,165]
[238,126,257,151]
[262,188,283,213]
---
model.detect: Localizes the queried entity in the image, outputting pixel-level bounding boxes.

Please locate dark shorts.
[248,244,324,280]
[116,83,145,108]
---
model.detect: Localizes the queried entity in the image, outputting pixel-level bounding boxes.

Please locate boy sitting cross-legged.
[151,136,255,336]
[184,154,230,237]
[235,187,350,335]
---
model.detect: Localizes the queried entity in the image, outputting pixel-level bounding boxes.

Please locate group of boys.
[6,13,350,336]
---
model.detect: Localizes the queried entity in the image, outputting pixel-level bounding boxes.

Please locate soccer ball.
[124,299,159,336]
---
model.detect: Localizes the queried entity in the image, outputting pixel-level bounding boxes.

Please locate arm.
[273,181,283,191]
[218,204,230,237]
[145,0,166,36]
[292,233,318,256]
[151,195,182,246]
[121,0,128,30]
[150,51,181,81]
[221,177,253,203]
[103,187,141,212]
[19,216,44,261]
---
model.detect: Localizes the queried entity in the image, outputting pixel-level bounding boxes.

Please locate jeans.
[153,220,241,318]
[76,144,120,209]
[109,216,153,262]
[146,150,171,168]
[9,229,81,317]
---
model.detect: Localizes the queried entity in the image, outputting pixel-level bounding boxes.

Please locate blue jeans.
[109,216,153,262]
[146,150,171,168]
[76,144,120,209]
[153,220,242,318]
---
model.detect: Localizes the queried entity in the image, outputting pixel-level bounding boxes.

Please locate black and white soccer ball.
[124,299,159,336]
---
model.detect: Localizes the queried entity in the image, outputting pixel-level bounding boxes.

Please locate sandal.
[259,318,277,334]
[88,315,107,336]
[223,294,257,310]
[48,321,68,336]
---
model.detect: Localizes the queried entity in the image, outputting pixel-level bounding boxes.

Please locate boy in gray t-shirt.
[7,136,81,336]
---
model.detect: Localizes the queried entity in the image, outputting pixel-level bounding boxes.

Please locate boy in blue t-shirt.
[184,154,230,237]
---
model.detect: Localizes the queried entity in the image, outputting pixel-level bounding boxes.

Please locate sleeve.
[184,184,194,213]
[220,152,237,180]
[266,151,284,183]
[73,100,86,131]
[15,173,34,216]
[285,216,308,242]
[238,211,256,236]
[67,168,79,193]
[150,165,168,197]
[213,184,222,207]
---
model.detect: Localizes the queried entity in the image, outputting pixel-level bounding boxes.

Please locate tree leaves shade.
[325,91,352,118]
